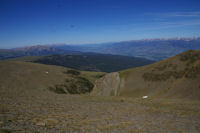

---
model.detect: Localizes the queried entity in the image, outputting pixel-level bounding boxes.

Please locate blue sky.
[0,0,200,48]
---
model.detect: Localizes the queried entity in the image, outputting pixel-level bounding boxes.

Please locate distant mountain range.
[55,37,200,61]
[0,45,80,60]
[0,37,200,61]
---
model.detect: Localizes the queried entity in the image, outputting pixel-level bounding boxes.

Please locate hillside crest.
[92,50,200,100]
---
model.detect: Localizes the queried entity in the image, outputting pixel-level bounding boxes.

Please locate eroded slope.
[93,50,200,100]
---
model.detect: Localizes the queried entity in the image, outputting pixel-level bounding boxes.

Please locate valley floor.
[0,93,200,133]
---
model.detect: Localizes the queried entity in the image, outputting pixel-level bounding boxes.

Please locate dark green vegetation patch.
[49,71,94,94]
[33,53,154,72]
[49,77,94,94]
[64,69,80,75]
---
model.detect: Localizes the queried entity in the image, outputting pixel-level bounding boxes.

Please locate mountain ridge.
[0,45,81,60]
[55,37,200,61]
[92,50,200,100]
[1,37,200,61]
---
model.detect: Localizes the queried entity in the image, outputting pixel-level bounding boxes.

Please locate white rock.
[45,71,49,74]
[142,96,148,99]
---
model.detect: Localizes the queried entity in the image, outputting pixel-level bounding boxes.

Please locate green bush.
[48,76,94,94]
[64,69,80,75]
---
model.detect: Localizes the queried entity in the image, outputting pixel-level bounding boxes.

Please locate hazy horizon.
[0,36,199,49]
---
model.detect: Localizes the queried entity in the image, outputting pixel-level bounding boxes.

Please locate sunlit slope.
[93,50,200,100]
[0,61,104,97]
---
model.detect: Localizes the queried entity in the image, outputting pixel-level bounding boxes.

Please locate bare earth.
[1,92,200,133]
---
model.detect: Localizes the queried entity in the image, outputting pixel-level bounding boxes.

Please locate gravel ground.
[0,92,200,133]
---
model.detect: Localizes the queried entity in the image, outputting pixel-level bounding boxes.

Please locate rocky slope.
[92,72,120,96]
[92,50,200,100]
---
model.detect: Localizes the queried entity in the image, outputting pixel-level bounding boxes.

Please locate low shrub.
[48,76,94,94]
[64,69,80,75]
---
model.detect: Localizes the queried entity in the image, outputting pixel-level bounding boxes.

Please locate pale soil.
[0,92,200,133]
[92,72,120,96]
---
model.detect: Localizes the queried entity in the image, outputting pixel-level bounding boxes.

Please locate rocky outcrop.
[91,72,121,96]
